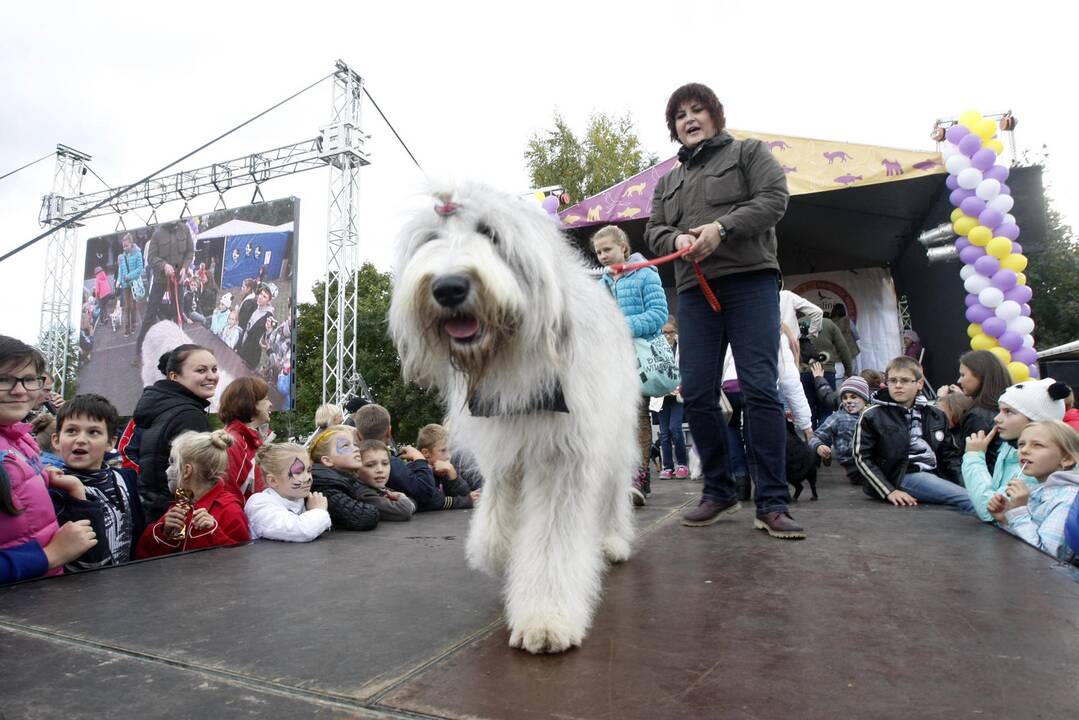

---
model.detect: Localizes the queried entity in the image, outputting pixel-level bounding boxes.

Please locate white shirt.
[780,290,823,339]
[244,488,331,542]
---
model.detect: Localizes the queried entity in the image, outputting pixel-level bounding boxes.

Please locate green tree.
[274,263,444,445]
[37,324,81,399]
[525,112,658,206]
[1026,203,1078,349]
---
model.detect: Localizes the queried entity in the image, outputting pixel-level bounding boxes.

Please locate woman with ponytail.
[131,345,218,519]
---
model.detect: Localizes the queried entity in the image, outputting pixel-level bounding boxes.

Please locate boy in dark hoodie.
[353,404,470,511]
[854,356,972,512]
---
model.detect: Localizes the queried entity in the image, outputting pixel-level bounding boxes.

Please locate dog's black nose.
[431,274,471,308]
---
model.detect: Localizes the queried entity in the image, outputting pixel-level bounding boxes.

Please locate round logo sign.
[791,280,858,323]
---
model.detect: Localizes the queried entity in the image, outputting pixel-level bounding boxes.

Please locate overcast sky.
[1,0,1074,346]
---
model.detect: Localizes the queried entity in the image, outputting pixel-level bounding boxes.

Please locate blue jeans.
[658,398,688,469]
[725,390,749,477]
[900,471,974,513]
[678,270,789,514]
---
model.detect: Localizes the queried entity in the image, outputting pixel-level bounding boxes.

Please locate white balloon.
[960,264,977,280]
[946,154,971,175]
[942,144,959,160]
[976,178,1001,201]
[1008,316,1035,335]
[1022,334,1035,348]
[995,300,1022,321]
[979,286,1004,308]
[987,194,1014,213]
[1002,213,1016,226]
[965,274,991,294]
[957,167,983,189]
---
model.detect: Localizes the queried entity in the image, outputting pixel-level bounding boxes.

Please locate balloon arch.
[943,110,1037,384]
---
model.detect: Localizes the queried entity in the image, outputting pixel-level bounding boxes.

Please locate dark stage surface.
[2,470,1077,719]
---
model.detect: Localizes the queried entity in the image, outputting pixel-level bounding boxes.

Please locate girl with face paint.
[307,427,379,531]
[244,443,331,542]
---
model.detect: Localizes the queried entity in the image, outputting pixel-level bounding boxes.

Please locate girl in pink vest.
[0,336,96,583]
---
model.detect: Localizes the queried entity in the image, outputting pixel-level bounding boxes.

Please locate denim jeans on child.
[658,396,688,469]
[678,270,790,514]
[724,390,749,477]
[900,471,974,513]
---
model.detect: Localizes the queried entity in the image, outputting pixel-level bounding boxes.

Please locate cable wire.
[363,87,423,172]
[85,166,149,227]
[0,151,55,183]
[0,70,335,265]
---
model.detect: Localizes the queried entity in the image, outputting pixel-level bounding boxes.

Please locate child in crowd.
[244,443,331,542]
[416,424,479,506]
[988,421,1079,559]
[649,317,689,479]
[218,308,242,350]
[354,405,467,511]
[209,292,232,336]
[355,439,416,521]
[1,336,96,583]
[854,356,972,511]
[809,376,871,485]
[937,350,1011,470]
[31,413,64,469]
[963,379,1068,523]
[52,394,144,569]
[307,426,379,530]
[860,369,885,393]
[1063,389,1079,434]
[136,430,250,558]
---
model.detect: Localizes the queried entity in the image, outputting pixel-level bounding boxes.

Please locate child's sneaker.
[659,468,673,480]
[674,464,689,479]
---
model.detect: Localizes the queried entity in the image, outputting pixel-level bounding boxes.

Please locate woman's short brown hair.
[218,376,269,425]
[665,83,726,142]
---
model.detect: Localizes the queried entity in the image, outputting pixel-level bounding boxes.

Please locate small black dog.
[649,438,663,474]
[786,420,819,501]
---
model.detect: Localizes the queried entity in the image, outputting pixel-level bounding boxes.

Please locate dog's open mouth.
[444,315,481,343]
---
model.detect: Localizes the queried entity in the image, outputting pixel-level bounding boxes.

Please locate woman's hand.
[965,427,997,454]
[684,223,724,263]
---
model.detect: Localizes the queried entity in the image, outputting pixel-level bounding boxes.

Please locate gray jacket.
[645,131,789,293]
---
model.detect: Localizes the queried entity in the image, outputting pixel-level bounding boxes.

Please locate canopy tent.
[196,218,281,240]
[559,130,1048,384]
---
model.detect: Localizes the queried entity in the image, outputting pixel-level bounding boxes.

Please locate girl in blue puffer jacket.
[593,225,669,506]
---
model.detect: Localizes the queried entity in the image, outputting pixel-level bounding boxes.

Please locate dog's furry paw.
[601,536,632,564]
[508,618,582,654]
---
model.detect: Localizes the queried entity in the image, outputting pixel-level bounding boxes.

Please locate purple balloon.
[1013,348,1038,365]
[998,332,1024,353]
[966,305,994,324]
[999,183,1012,196]
[971,148,998,171]
[1021,303,1031,317]
[955,237,972,251]
[960,246,985,265]
[1004,284,1032,304]
[997,223,1021,240]
[965,293,980,307]
[981,316,1007,338]
[946,174,959,191]
[950,188,975,207]
[945,125,970,144]
[1011,242,1022,254]
[958,133,983,157]
[984,165,1010,183]
[992,268,1018,290]
[979,208,1005,229]
[973,255,999,276]
[960,196,986,217]
[1029,364,1040,379]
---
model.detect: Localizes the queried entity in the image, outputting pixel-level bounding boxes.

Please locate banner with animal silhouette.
[76,197,299,415]
[560,130,945,230]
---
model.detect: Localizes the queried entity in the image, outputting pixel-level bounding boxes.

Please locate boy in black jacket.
[854,356,973,512]
[51,394,145,569]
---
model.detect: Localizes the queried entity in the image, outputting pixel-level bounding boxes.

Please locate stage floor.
[2,469,1077,719]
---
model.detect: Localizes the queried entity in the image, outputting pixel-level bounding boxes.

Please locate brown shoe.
[754,511,806,539]
[682,498,740,527]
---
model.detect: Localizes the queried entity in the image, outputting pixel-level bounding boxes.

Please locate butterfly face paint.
[274,456,313,501]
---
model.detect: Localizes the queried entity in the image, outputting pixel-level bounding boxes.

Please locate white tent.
[196,219,279,240]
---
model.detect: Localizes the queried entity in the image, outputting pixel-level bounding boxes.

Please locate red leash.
[608,246,721,312]
[171,275,184,328]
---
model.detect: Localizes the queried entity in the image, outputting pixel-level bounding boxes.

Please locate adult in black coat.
[132,345,218,519]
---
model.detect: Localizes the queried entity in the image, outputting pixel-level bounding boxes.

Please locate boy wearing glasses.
[854,356,972,511]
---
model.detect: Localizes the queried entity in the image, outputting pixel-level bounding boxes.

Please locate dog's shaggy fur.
[140,320,231,412]
[389,182,640,654]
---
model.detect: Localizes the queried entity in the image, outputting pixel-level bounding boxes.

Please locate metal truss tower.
[319,61,369,406]
[38,144,91,396]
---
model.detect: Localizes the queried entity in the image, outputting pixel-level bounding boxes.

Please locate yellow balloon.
[989,346,1012,365]
[967,323,982,338]
[951,207,965,222]
[975,118,997,141]
[986,236,1013,259]
[953,216,978,237]
[968,225,992,246]
[987,139,1005,155]
[960,110,983,129]
[1007,361,1031,383]
[1000,253,1028,272]
[970,333,997,351]
[533,191,545,202]
[1017,272,1027,286]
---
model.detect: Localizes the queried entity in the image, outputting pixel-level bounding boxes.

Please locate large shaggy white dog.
[389,182,640,654]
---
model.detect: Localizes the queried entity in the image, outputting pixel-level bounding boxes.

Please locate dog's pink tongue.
[445,317,479,339]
